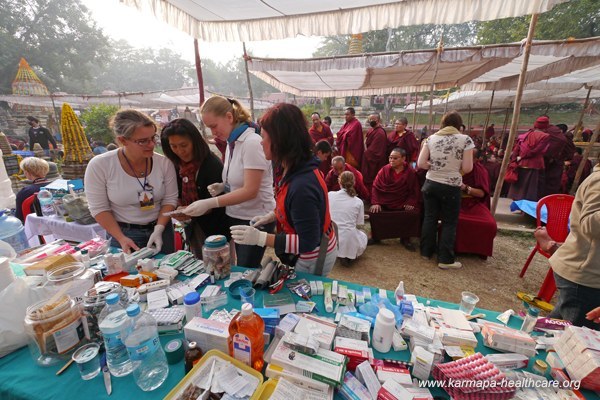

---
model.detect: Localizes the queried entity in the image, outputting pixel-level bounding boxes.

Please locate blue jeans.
[549,272,600,329]
[420,179,461,264]
[110,222,175,254]
[228,216,275,268]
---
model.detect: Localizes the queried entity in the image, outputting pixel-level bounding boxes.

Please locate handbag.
[504,161,519,184]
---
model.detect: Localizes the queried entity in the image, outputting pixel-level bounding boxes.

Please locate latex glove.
[181,197,219,217]
[207,182,225,197]
[118,236,140,255]
[230,225,268,247]
[146,224,165,252]
[250,211,276,228]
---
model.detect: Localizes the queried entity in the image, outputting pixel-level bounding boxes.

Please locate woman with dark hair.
[418,110,474,269]
[160,118,229,257]
[230,103,338,276]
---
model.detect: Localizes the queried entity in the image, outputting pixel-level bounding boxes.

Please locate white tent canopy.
[246,37,600,97]
[120,0,567,42]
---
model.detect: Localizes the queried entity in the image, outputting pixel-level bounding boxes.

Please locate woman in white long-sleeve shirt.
[85,109,178,254]
[328,171,367,266]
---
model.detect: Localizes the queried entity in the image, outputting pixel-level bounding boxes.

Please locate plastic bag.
[62,193,95,225]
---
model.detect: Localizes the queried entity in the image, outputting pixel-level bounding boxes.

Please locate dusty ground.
[323,229,552,315]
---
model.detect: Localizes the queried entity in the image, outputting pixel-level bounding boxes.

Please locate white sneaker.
[438,262,462,269]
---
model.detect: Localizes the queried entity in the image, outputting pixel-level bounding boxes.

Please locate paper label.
[233,333,252,366]
[127,336,160,361]
[53,318,85,354]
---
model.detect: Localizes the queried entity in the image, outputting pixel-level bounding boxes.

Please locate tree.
[477,0,599,44]
[80,104,119,145]
[0,0,109,93]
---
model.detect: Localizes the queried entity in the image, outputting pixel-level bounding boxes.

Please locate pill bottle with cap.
[372,308,395,353]
[532,359,548,376]
[520,306,539,333]
[184,342,203,373]
[183,292,201,322]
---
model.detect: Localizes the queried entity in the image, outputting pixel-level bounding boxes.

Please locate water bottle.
[123,303,169,391]
[98,293,133,377]
[37,189,55,216]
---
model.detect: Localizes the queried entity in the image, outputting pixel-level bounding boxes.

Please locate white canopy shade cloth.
[246,37,600,97]
[120,0,567,42]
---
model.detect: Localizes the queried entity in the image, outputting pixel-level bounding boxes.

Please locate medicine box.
[294,314,337,349]
[339,372,370,400]
[184,317,229,354]
[254,308,280,326]
[265,363,334,398]
[276,313,301,338]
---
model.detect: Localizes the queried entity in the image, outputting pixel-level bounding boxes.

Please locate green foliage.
[80,104,119,144]
[477,0,599,44]
[0,0,109,93]
[300,104,317,119]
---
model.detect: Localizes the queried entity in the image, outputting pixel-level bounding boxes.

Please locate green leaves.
[80,104,119,145]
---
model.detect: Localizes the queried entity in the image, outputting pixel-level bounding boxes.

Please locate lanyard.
[121,149,149,191]
[225,123,249,185]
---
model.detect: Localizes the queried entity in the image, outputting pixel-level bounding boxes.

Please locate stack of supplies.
[554,325,600,391]
[480,321,537,357]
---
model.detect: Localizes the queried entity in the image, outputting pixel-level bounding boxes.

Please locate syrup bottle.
[184,342,203,373]
[228,303,265,371]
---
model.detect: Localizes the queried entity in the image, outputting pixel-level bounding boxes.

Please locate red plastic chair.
[519,194,574,301]
[21,192,46,244]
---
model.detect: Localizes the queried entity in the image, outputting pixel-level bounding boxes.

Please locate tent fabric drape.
[120,0,567,42]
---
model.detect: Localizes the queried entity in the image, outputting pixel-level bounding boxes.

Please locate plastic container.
[46,262,97,302]
[228,303,265,371]
[394,281,405,305]
[184,292,202,322]
[98,293,133,377]
[459,291,480,315]
[0,209,28,253]
[82,281,130,344]
[123,303,169,391]
[81,249,90,269]
[202,235,231,280]
[37,189,56,217]
[520,306,540,333]
[24,294,85,366]
[372,308,395,353]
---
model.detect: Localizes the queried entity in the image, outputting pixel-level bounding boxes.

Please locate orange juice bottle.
[228,303,265,371]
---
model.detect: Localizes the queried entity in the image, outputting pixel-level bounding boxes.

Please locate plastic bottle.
[184,342,203,373]
[37,189,56,217]
[123,303,169,391]
[183,292,201,322]
[372,308,395,353]
[228,303,265,371]
[98,293,133,377]
[394,281,405,305]
[0,210,28,253]
[81,249,90,269]
[520,306,540,333]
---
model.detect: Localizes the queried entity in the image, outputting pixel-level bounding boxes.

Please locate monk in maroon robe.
[336,107,364,170]
[455,159,497,258]
[309,112,334,145]
[315,140,333,178]
[565,147,592,192]
[368,148,421,249]
[542,122,574,197]
[387,118,419,161]
[361,113,388,193]
[326,156,369,201]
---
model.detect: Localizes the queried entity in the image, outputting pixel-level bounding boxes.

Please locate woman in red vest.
[230,103,338,276]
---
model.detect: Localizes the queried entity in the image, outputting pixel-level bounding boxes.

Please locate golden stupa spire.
[12,57,50,96]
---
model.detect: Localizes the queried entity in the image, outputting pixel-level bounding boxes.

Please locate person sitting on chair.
[368,148,421,250]
[328,171,368,266]
[15,157,51,223]
[325,156,370,201]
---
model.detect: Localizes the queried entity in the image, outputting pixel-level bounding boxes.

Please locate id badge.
[138,184,155,211]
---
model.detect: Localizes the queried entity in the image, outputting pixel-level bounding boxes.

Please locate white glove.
[146,224,165,252]
[250,211,276,228]
[230,225,268,247]
[207,182,225,197]
[181,197,219,217]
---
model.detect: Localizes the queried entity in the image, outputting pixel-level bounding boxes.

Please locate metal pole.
[194,39,205,105]
[573,86,593,141]
[570,120,600,194]
[428,38,444,132]
[482,89,496,145]
[242,42,255,120]
[491,14,539,215]
[467,106,472,135]
[412,90,418,133]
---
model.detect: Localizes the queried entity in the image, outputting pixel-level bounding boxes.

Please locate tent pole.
[467,106,472,135]
[570,119,600,195]
[482,89,495,146]
[443,88,450,114]
[499,105,511,150]
[412,90,418,132]
[428,38,443,132]
[50,94,60,126]
[573,85,592,141]
[194,39,205,105]
[491,13,539,215]
[242,42,255,120]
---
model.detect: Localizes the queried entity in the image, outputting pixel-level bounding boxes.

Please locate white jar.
[372,308,395,353]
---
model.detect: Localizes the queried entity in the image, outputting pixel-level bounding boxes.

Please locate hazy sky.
[81,0,323,64]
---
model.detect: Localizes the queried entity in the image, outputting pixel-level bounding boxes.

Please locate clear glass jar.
[202,235,231,280]
[24,295,85,366]
[46,262,98,303]
[82,282,130,344]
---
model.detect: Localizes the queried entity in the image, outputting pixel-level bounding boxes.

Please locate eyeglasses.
[129,134,159,146]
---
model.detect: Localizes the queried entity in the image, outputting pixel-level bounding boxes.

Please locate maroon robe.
[387,130,419,160]
[317,155,332,178]
[325,163,369,201]
[369,163,421,240]
[309,124,334,146]
[508,129,549,201]
[361,126,388,192]
[566,153,592,192]
[336,118,364,170]
[214,137,227,161]
[543,125,574,197]
[455,162,497,257]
